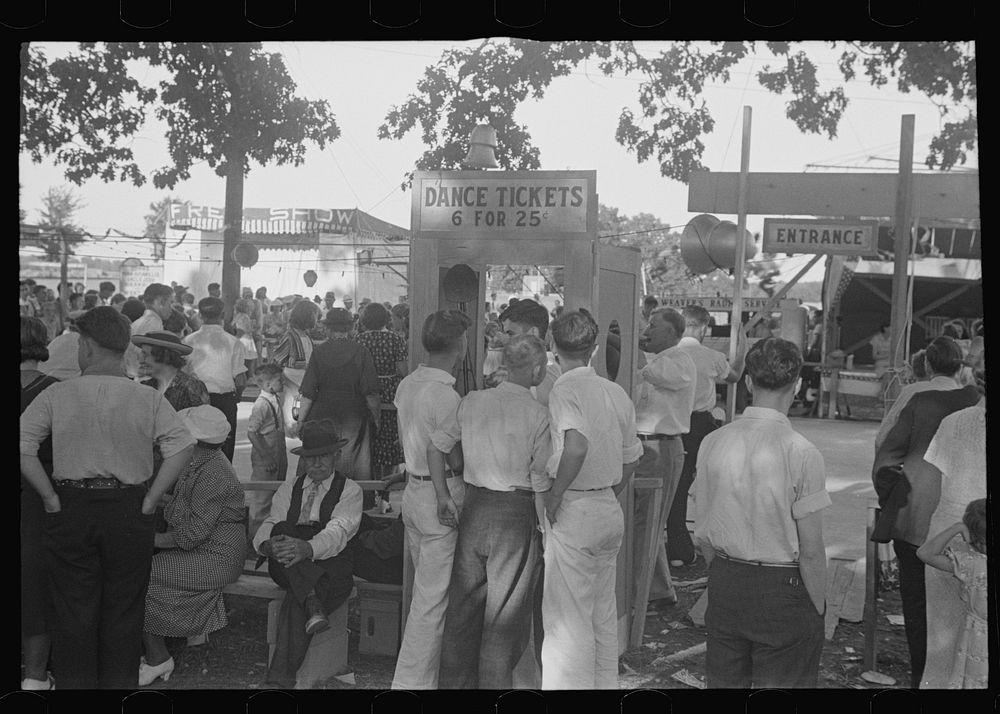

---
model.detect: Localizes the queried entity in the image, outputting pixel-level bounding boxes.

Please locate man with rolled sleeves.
[694,337,830,688]
[632,307,697,607]
[668,305,747,567]
[183,296,248,462]
[20,306,195,689]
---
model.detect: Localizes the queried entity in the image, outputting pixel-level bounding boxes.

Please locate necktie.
[298,481,319,524]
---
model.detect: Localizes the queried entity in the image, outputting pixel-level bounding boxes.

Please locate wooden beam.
[853,276,894,306]
[688,171,979,219]
[912,282,976,320]
[744,254,824,333]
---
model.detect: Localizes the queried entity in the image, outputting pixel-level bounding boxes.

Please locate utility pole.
[221,146,245,329]
[726,106,752,423]
[888,115,915,404]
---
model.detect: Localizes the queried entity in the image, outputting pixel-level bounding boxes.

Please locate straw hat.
[131,330,193,354]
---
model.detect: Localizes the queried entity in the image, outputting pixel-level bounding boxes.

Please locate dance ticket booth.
[404,169,644,661]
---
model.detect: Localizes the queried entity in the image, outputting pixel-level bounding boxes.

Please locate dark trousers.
[439,485,542,689]
[705,556,824,688]
[893,539,926,688]
[42,485,155,689]
[209,391,238,462]
[265,521,354,688]
[667,411,718,563]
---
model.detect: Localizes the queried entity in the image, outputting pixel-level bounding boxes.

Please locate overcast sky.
[18,40,976,282]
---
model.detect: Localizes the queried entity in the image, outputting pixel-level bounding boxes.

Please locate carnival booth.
[406,163,646,669]
[162,203,409,303]
[819,223,981,415]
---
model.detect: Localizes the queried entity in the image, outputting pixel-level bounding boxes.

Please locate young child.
[438,334,551,689]
[234,298,259,373]
[247,363,288,537]
[391,309,471,690]
[917,498,987,688]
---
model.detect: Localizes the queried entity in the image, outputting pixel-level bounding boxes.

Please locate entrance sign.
[763,218,879,256]
[414,172,592,234]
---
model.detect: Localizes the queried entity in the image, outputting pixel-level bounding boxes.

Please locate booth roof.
[167,204,409,245]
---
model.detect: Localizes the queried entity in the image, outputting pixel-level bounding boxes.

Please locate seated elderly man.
[252,419,363,689]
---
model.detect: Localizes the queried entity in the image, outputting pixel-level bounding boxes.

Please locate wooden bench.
[225,479,404,687]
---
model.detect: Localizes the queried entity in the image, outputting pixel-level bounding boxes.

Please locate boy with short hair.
[391,309,471,690]
[439,334,552,689]
[247,363,288,536]
[540,310,643,689]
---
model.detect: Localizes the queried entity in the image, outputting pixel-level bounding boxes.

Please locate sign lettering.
[763,218,879,256]
[417,176,590,233]
[659,296,776,311]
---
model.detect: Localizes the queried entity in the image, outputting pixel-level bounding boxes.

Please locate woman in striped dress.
[139,406,246,686]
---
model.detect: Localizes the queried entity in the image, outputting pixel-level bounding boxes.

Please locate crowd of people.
[19,278,986,691]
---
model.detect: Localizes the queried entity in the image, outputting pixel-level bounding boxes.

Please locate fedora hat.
[321,308,355,329]
[131,330,193,355]
[177,405,231,444]
[290,419,349,456]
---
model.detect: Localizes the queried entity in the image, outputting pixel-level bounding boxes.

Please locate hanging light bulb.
[463,124,500,169]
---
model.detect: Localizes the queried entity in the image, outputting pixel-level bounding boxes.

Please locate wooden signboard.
[763,218,879,256]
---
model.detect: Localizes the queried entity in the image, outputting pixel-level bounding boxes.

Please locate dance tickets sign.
[415,174,592,233]
[762,218,879,256]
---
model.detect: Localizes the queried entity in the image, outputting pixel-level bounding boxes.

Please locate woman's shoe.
[21,673,54,690]
[139,656,175,686]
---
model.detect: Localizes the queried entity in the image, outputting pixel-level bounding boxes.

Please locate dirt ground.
[145,557,912,691]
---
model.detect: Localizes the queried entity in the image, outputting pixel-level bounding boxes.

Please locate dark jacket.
[872,385,980,544]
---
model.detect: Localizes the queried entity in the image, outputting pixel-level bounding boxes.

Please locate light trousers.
[391,476,466,690]
[541,489,623,690]
[632,438,684,600]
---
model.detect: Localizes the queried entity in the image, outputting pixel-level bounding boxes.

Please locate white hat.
[177,405,231,444]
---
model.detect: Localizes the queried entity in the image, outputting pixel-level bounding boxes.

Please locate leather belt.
[715,551,800,569]
[54,478,140,490]
[638,433,681,441]
[567,486,611,492]
[407,471,458,481]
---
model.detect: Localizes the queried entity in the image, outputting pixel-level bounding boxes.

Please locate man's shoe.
[304,594,329,635]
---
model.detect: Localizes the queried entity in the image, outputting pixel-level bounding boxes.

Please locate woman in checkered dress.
[140,441,246,671]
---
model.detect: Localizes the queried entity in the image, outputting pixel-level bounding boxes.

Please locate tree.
[380,41,975,187]
[21,42,342,317]
[36,186,86,261]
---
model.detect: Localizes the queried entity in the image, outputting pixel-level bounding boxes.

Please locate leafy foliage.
[381,41,976,186]
[36,186,86,260]
[21,42,342,189]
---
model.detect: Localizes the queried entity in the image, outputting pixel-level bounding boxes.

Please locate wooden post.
[888,115,915,402]
[863,500,880,671]
[726,106,752,423]
[221,148,245,328]
[57,227,69,335]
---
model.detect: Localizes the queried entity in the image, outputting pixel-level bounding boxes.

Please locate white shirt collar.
[553,364,595,386]
[678,336,701,347]
[413,364,456,385]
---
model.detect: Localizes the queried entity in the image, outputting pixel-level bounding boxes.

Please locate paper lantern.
[303,270,317,288]
[231,242,259,268]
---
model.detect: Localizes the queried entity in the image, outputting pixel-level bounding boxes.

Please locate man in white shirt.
[182,297,247,462]
[125,283,175,378]
[694,337,830,688]
[496,298,561,406]
[667,305,747,567]
[253,419,363,689]
[392,310,471,690]
[438,335,552,689]
[632,307,697,607]
[541,310,643,689]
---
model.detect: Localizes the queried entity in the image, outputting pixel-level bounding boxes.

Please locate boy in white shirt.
[438,334,552,689]
[391,310,471,690]
[541,310,643,689]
